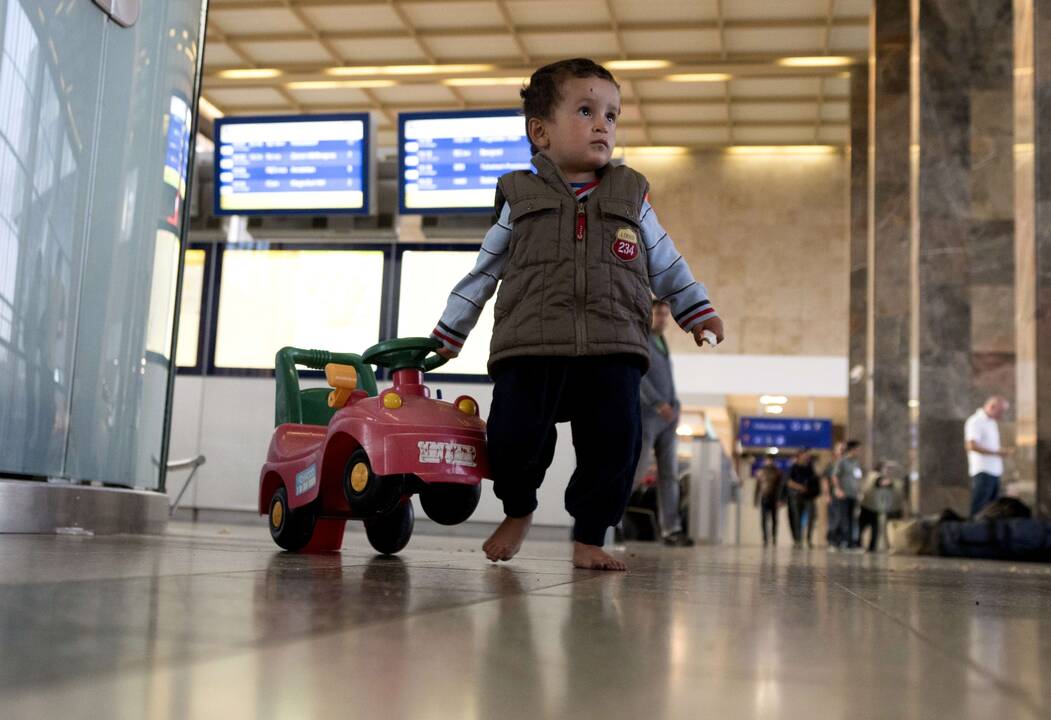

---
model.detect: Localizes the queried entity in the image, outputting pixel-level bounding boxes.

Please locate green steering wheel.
[361,337,449,373]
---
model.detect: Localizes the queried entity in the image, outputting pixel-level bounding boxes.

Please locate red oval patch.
[612,239,639,261]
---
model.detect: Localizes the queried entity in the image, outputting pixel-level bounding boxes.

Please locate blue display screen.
[399,110,532,213]
[739,417,834,450]
[213,113,370,215]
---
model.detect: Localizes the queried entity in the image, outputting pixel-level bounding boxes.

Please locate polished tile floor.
[2,522,1050,720]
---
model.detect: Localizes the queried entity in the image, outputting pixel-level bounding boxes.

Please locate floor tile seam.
[0,562,382,589]
[2,585,524,696]
[832,580,1047,717]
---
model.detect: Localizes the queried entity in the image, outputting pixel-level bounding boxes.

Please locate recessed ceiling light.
[606,59,671,70]
[624,146,690,156]
[727,145,838,155]
[764,405,785,415]
[286,80,398,90]
[760,395,789,405]
[325,63,495,77]
[442,77,527,87]
[217,68,282,80]
[665,73,731,82]
[197,95,223,119]
[777,56,855,67]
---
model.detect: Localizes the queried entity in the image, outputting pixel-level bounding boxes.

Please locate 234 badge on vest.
[612,227,639,261]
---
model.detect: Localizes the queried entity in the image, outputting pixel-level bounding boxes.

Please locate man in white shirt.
[964,396,1011,517]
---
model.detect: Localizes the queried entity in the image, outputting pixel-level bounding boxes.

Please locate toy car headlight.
[383,392,403,410]
[455,396,479,416]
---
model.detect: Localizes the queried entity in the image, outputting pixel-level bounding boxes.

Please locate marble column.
[867,0,912,474]
[1014,0,1051,517]
[911,0,1015,514]
[848,66,870,455]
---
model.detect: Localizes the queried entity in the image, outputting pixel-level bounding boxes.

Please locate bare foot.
[572,542,627,571]
[483,514,533,562]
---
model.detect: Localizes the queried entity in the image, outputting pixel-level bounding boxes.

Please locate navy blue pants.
[487,355,643,546]
[970,473,1001,518]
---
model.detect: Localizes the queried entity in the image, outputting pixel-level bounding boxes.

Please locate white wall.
[167,352,846,527]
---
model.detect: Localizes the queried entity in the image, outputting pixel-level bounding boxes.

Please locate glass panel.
[0,0,104,475]
[176,248,205,368]
[145,229,181,359]
[214,248,385,369]
[397,249,493,376]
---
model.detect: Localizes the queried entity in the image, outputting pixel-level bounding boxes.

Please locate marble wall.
[1014,0,1051,517]
[868,0,913,472]
[627,151,849,359]
[848,66,870,455]
[911,0,1015,514]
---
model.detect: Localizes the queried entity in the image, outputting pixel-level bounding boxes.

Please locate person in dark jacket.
[754,455,785,546]
[786,449,820,548]
[632,300,692,546]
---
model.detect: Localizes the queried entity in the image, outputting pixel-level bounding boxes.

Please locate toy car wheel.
[420,482,481,526]
[343,448,402,515]
[268,486,317,552]
[364,499,414,555]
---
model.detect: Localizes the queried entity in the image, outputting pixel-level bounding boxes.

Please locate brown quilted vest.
[488,153,652,373]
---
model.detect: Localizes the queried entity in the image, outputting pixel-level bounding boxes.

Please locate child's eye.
[606,113,617,123]
[579,106,592,117]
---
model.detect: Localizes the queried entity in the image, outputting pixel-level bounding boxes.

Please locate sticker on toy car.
[295,464,317,495]
[418,441,478,467]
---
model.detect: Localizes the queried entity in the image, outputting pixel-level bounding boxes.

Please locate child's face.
[529,75,620,176]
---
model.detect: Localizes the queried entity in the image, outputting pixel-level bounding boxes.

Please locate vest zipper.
[574,199,587,354]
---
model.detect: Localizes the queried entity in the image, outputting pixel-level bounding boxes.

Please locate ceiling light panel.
[634,79,727,99]
[237,40,333,64]
[610,0,719,23]
[777,55,856,67]
[643,103,728,122]
[208,8,303,35]
[404,1,505,29]
[732,102,818,121]
[731,77,822,97]
[506,0,606,25]
[330,38,430,63]
[731,127,820,143]
[721,0,828,20]
[621,29,721,55]
[724,28,825,53]
[522,31,620,57]
[298,4,403,32]
[423,34,517,60]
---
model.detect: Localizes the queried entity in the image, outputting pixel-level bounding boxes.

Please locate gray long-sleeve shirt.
[640,334,678,425]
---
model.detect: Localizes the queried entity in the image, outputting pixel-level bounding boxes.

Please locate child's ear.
[527,116,548,150]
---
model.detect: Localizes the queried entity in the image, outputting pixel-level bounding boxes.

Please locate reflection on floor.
[1,522,1050,719]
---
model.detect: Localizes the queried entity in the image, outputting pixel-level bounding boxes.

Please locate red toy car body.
[258,339,488,553]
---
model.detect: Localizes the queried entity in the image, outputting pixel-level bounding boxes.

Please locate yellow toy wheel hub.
[350,462,370,492]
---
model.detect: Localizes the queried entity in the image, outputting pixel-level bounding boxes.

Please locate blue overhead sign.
[213,113,371,215]
[398,109,532,213]
[739,417,833,450]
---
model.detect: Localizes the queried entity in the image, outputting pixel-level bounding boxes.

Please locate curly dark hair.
[520,58,620,154]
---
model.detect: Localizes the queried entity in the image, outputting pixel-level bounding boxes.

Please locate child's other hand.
[692,317,725,347]
[436,347,459,359]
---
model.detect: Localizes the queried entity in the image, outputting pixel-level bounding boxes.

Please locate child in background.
[431,58,724,570]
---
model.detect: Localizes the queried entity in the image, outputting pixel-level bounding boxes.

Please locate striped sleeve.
[640,199,718,332]
[431,202,512,352]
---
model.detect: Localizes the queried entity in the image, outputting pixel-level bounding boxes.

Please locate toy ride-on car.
[259,338,489,554]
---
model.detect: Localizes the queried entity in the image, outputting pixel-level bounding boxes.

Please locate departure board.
[398,109,532,213]
[213,113,371,215]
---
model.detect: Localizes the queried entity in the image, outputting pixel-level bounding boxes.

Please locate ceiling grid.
[201,0,866,149]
